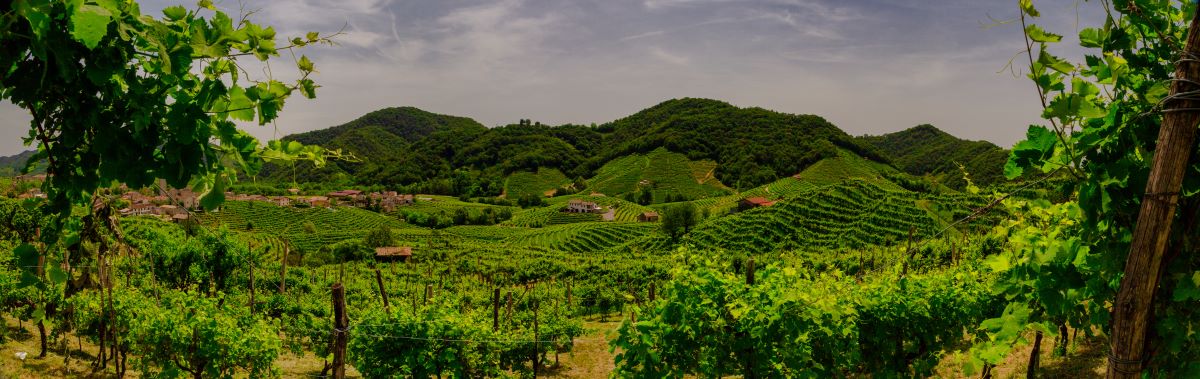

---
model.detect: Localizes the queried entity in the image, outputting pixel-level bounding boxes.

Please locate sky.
[0,0,1106,156]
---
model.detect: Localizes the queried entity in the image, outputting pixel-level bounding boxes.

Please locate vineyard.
[587,147,731,201]
[504,168,572,199]
[5,0,1200,377]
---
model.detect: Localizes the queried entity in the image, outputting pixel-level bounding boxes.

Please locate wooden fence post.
[331,283,348,379]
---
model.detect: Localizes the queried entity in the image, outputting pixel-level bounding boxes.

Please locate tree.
[363,225,395,249]
[0,1,337,213]
[661,202,697,241]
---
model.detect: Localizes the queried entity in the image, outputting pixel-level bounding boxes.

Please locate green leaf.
[1020,0,1040,17]
[70,4,113,49]
[199,176,227,210]
[299,79,318,99]
[15,0,51,40]
[14,244,39,268]
[298,55,314,72]
[1037,48,1074,74]
[306,31,320,42]
[1079,27,1105,48]
[48,265,68,284]
[1026,25,1062,43]
[163,5,188,21]
[226,86,256,122]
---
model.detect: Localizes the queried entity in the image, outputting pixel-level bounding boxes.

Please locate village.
[113,185,417,223]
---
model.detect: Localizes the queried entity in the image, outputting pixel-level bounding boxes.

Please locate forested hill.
[0,150,45,176]
[262,99,1006,199]
[858,124,1009,188]
[593,98,889,188]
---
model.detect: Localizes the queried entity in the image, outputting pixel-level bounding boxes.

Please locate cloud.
[0,0,1114,156]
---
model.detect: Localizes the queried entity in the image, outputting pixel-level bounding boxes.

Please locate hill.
[261,100,1016,206]
[686,178,996,255]
[587,147,731,201]
[260,107,489,184]
[0,150,45,176]
[858,124,1009,188]
[593,98,889,190]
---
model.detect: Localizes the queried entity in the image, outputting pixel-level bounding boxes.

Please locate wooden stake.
[331,283,348,379]
[374,268,390,314]
[746,258,755,286]
[492,288,501,331]
[1108,10,1200,378]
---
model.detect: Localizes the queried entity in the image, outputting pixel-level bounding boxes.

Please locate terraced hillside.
[502,222,659,253]
[505,195,656,227]
[505,168,572,199]
[587,147,731,201]
[196,200,405,253]
[667,150,900,216]
[686,179,994,254]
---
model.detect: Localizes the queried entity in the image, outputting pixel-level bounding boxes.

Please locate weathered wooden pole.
[1108,7,1200,378]
[374,268,390,314]
[493,288,501,331]
[331,283,348,379]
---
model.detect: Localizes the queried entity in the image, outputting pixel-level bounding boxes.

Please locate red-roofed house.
[374,246,413,263]
[739,197,776,211]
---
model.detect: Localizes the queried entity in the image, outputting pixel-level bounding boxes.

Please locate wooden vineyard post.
[951,242,957,266]
[331,283,348,379]
[649,282,656,302]
[746,257,755,285]
[506,291,514,330]
[1108,7,1200,378]
[424,284,433,305]
[566,279,572,306]
[375,268,390,314]
[493,288,501,331]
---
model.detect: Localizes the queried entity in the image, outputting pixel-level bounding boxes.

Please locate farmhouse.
[739,197,776,211]
[565,199,602,213]
[269,196,291,207]
[638,212,660,222]
[303,196,330,208]
[328,189,363,198]
[375,246,413,263]
[123,202,159,216]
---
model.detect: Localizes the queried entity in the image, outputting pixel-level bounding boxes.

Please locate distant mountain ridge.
[258,99,1006,201]
[857,124,1009,188]
[0,150,45,176]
